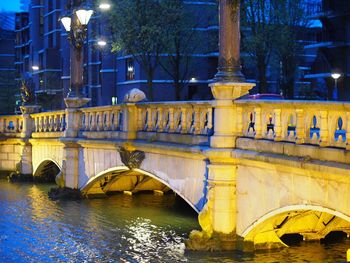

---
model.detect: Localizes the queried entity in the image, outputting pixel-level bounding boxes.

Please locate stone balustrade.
[2,99,350,149]
[235,100,350,149]
[31,111,66,138]
[80,105,123,132]
[0,115,23,137]
[136,101,213,136]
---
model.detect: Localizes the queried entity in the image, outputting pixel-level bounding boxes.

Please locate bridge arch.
[241,204,350,248]
[33,158,62,183]
[80,166,200,213]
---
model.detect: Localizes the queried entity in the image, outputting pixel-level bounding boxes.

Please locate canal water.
[0,179,348,263]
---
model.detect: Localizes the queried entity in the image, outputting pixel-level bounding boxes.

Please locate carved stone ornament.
[118,146,146,169]
[20,79,35,105]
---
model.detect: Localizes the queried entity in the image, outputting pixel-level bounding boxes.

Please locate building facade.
[305,0,350,100]
[13,0,218,110]
[0,12,16,114]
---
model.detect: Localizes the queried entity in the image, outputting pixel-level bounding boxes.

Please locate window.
[126,58,135,81]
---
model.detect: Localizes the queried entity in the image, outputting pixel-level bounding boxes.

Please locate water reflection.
[0,179,348,262]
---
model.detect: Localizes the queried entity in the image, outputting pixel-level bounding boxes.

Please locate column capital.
[210,82,255,100]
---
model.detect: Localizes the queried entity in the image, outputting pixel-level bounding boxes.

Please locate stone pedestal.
[210,82,255,148]
[20,105,40,139]
[64,108,82,138]
[64,97,90,138]
[122,103,138,140]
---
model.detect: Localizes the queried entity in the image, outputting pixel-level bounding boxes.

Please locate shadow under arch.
[241,204,350,248]
[33,158,62,183]
[80,166,199,213]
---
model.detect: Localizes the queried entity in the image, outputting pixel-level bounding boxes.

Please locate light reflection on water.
[0,179,348,263]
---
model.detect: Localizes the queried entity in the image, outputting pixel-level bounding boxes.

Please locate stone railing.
[4,98,350,150]
[31,111,66,138]
[80,105,123,132]
[235,100,350,149]
[78,102,213,144]
[0,115,23,137]
[136,101,213,135]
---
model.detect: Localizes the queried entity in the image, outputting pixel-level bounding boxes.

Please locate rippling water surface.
[0,179,348,262]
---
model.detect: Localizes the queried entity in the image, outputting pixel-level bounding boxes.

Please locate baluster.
[0,118,3,133]
[274,109,282,141]
[112,111,117,130]
[105,111,111,131]
[319,110,329,147]
[59,114,64,131]
[181,107,187,134]
[84,112,89,131]
[89,112,96,131]
[193,107,201,135]
[254,107,262,139]
[207,107,213,135]
[38,116,43,132]
[157,108,164,132]
[295,109,305,144]
[44,116,49,132]
[346,112,350,150]
[48,115,52,132]
[96,112,102,131]
[136,108,143,131]
[168,108,175,133]
[147,108,153,131]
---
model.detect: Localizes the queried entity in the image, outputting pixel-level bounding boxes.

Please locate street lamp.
[331,73,341,100]
[99,3,111,10]
[60,1,94,108]
[97,40,107,47]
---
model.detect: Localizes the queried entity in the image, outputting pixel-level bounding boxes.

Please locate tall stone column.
[187,0,255,251]
[215,0,244,82]
[211,0,255,148]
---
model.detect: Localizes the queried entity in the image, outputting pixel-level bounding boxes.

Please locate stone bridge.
[1,83,350,250]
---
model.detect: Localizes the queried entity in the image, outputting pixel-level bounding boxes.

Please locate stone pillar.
[63,143,80,189]
[20,105,40,139]
[64,108,82,138]
[210,83,255,148]
[187,149,240,251]
[19,143,33,175]
[18,105,40,176]
[207,163,237,235]
[122,103,138,140]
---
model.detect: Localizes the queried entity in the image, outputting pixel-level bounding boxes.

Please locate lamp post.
[60,0,93,108]
[214,0,245,82]
[331,72,341,100]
